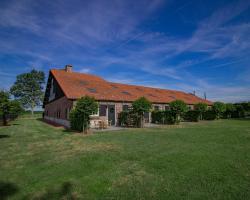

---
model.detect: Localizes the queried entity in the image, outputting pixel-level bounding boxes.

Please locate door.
[144,112,149,123]
[108,105,115,125]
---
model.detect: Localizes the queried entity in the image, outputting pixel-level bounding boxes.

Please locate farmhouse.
[43,65,212,128]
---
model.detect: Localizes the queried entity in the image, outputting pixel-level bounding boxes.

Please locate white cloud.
[78,68,92,74]
[0,0,249,102]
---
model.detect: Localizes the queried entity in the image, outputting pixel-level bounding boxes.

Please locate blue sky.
[0,0,250,102]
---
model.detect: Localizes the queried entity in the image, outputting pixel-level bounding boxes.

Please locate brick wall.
[44,96,73,120]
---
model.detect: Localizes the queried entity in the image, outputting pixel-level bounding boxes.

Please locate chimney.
[65,65,73,72]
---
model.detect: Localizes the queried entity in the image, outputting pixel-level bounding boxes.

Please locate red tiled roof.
[50,69,213,105]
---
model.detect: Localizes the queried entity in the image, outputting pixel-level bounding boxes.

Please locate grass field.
[0,117,250,199]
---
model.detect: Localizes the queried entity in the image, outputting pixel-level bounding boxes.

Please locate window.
[154,106,159,111]
[123,105,129,111]
[109,107,114,113]
[99,105,107,116]
[165,106,170,111]
[65,108,68,119]
[57,110,61,118]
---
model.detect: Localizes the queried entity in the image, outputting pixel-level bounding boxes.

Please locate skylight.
[111,84,118,89]
[79,80,88,86]
[87,88,97,93]
[121,91,131,95]
[148,93,157,98]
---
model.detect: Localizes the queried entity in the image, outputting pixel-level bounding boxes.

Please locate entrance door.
[108,105,115,125]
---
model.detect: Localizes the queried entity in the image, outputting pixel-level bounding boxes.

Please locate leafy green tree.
[0,91,23,125]
[225,103,236,118]
[10,69,45,116]
[194,102,208,120]
[70,96,98,133]
[0,91,10,126]
[169,100,188,124]
[212,102,226,119]
[132,97,152,128]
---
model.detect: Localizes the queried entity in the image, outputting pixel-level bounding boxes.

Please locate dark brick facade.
[44,96,73,120]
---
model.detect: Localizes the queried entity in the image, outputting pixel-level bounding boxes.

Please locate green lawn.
[0,118,250,199]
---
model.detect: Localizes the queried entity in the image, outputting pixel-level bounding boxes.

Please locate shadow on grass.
[23,182,78,200]
[0,181,19,200]
[36,118,80,134]
[0,135,10,139]
[36,118,67,128]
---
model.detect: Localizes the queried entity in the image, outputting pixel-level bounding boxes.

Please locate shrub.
[169,100,188,124]
[231,104,245,118]
[164,110,177,124]
[132,97,152,128]
[184,110,200,122]
[241,102,250,112]
[118,110,141,127]
[223,103,236,119]
[151,111,163,124]
[118,111,130,127]
[151,110,175,124]
[0,90,23,126]
[194,102,208,120]
[69,96,98,133]
[203,110,217,120]
[212,102,226,119]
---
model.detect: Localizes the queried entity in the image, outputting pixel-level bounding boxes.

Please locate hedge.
[151,111,175,124]
[118,111,140,127]
[203,110,217,120]
[183,110,200,122]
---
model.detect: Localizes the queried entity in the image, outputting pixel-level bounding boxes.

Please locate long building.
[43,65,212,127]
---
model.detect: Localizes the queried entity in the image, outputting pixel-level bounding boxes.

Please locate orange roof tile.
[50,69,213,105]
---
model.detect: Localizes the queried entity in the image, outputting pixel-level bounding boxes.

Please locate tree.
[241,102,250,112]
[194,102,208,120]
[225,103,236,118]
[233,104,245,118]
[69,96,98,133]
[212,102,226,119]
[132,97,152,128]
[169,100,188,124]
[10,69,45,116]
[0,91,23,125]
